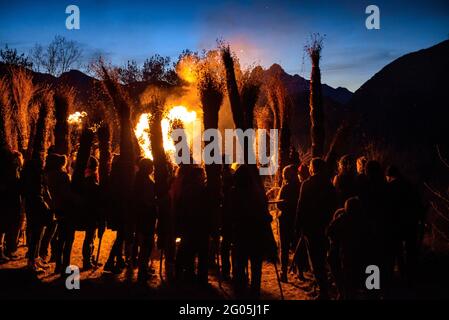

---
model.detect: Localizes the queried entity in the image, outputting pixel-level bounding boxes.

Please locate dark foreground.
[1,230,448,300]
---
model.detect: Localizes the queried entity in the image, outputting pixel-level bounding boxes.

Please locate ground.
[1,220,448,300]
[0,224,314,300]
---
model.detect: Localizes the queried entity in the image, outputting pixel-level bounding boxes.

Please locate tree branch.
[436,144,449,170]
[425,182,449,205]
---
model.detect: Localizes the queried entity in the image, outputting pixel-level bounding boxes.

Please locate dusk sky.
[1,0,448,91]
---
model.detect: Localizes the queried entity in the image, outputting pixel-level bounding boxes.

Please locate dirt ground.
[0,222,315,300]
[1,219,448,300]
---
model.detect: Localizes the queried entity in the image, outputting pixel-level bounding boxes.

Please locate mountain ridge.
[348,39,449,179]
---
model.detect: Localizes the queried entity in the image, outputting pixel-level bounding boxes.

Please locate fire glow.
[134,106,198,160]
[67,111,87,125]
[176,56,198,84]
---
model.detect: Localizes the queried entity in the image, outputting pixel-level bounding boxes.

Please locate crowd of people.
[0,144,426,300]
[276,155,426,299]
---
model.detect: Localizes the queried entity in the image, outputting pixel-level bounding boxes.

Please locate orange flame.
[134,106,198,160]
[176,55,198,84]
[135,113,153,159]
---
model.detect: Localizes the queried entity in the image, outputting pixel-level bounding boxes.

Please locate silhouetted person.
[288,146,301,168]
[296,158,337,299]
[220,161,234,280]
[9,151,24,258]
[124,157,142,269]
[298,163,310,183]
[39,150,60,262]
[171,164,189,231]
[277,164,300,282]
[21,157,53,273]
[292,162,311,281]
[386,165,425,285]
[231,165,276,298]
[0,148,22,262]
[133,158,158,282]
[356,156,368,190]
[175,166,210,285]
[45,153,80,274]
[75,156,101,270]
[327,197,372,299]
[359,160,393,295]
[333,155,358,207]
[104,155,127,274]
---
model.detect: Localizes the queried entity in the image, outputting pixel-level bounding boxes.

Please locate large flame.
[134,106,198,160]
[66,107,197,161]
[135,113,153,159]
[161,106,197,152]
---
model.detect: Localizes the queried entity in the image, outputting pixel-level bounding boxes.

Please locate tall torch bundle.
[306,33,325,158]
[9,68,34,154]
[31,90,53,163]
[97,123,112,189]
[0,77,11,150]
[266,71,290,185]
[100,64,136,202]
[199,67,224,248]
[53,88,74,155]
[100,64,137,264]
[71,127,94,192]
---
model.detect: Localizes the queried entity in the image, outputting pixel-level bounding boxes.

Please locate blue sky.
[1,0,448,91]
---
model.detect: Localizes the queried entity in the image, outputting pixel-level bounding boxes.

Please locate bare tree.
[0,45,33,68]
[117,60,141,84]
[29,44,44,73]
[425,145,449,246]
[57,36,82,73]
[142,54,178,84]
[30,35,82,76]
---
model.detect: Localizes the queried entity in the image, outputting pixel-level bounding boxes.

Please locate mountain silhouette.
[349,40,449,179]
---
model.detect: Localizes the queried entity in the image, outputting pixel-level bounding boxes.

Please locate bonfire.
[134,105,198,161]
